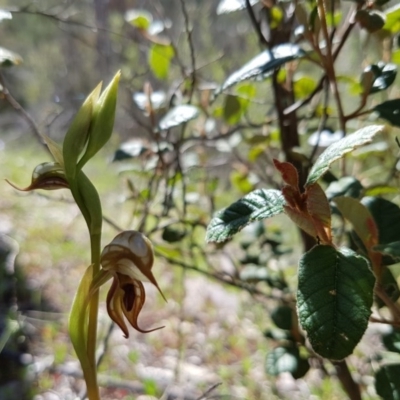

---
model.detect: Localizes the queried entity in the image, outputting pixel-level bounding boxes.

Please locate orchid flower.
[92,230,166,337]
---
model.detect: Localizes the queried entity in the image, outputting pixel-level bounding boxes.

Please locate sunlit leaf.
[298,245,375,360]
[361,63,397,95]
[133,91,166,111]
[0,9,12,21]
[0,47,22,67]
[125,9,153,30]
[159,105,199,130]
[384,4,400,33]
[206,189,285,243]
[325,177,363,200]
[217,44,306,94]
[265,346,309,379]
[148,44,174,80]
[334,196,379,250]
[306,125,384,186]
[216,0,259,15]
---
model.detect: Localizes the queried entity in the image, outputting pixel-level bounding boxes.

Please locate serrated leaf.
[159,105,199,130]
[374,100,400,127]
[216,0,259,14]
[297,245,375,360]
[0,47,22,67]
[206,189,285,243]
[375,364,400,400]
[217,44,306,94]
[148,43,174,80]
[362,197,400,245]
[306,125,384,186]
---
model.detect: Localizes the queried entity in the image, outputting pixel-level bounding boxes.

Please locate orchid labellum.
[94,230,166,337]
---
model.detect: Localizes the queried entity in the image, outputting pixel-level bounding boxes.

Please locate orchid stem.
[86,232,102,400]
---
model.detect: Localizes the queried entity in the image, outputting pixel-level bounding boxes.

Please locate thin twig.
[179,0,196,102]
[0,71,48,151]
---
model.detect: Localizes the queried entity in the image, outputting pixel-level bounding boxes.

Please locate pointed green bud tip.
[62,82,104,180]
[77,71,121,170]
[6,162,69,191]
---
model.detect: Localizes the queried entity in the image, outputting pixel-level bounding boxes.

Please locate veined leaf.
[297,245,375,360]
[306,125,384,186]
[217,44,306,94]
[159,105,199,130]
[206,189,285,243]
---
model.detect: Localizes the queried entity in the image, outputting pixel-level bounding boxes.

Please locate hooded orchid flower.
[92,230,166,337]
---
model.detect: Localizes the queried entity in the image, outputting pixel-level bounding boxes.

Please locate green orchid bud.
[77,71,121,171]
[6,162,69,191]
[63,83,102,181]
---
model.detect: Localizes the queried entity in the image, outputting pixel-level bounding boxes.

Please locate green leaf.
[373,100,400,127]
[297,245,375,360]
[125,9,153,30]
[370,63,397,94]
[223,95,242,124]
[374,242,400,259]
[271,305,293,330]
[361,197,400,245]
[159,105,199,130]
[68,264,93,379]
[355,10,386,33]
[375,364,400,400]
[162,225,186,243]
[206,189,285,243]
[265,346,309,378]
[333,196,378,250]
[148,44,174,80]
[382,329,400,353]
[265,346,299,376]
[216,0,259,15]
[217,44,306,94]
[294,75,317,99]
[325,177,363,201]
[305,125,384,186]
[384,4,400,33]
[0,47,22,67]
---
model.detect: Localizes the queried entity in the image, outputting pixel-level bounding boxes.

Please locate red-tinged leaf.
[273,159,299,188]
[306,183,332,244]
[284,206,318,239]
